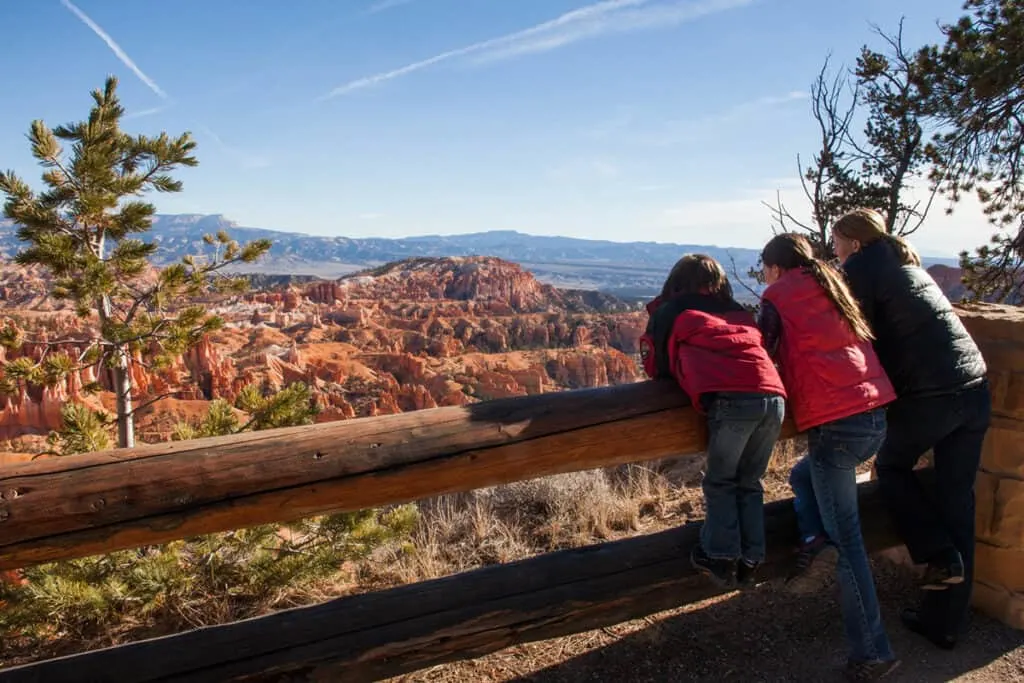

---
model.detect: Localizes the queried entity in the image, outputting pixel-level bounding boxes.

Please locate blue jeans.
[789,408,894,663]
[700,392,785,564]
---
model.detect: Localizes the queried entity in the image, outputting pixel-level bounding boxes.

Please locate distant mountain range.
[0,213,960,301]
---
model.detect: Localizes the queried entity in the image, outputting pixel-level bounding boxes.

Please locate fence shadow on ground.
[511,564,1023,683]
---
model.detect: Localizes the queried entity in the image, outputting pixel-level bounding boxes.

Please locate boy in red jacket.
[640,255,786,588]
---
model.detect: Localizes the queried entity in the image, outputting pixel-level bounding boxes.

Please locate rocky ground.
[396,566,1024,683]
[382,448,1024,683]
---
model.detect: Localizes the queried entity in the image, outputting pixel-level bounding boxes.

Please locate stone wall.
[957,303,1024,629]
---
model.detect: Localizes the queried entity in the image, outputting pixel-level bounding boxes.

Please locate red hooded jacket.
[761,269,895,431]
[639,293,786,410]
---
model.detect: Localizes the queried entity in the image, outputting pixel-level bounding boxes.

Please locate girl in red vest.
[640,254,786,589]
[759,233,899,681]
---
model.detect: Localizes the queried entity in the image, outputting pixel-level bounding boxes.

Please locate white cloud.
[198,126,272,170]
[472,0,754,65]
[123,105,167,121]
[320,0,754,99]
[60,0,168,100]
[654,177,996,256]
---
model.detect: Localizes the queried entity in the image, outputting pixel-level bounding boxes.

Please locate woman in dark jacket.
[831,208,991,651]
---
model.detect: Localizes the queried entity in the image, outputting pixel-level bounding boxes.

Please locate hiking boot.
[844,658,901,681]
[785,537,838,594]
[690,545,737,589]
[920,550,965,591]
[736,559,760,587]
[901,608,957,650]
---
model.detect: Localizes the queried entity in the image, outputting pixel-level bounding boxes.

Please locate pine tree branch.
[122,286,159,327]
[901,179,940,237]
[118,391,183,420]
[726,252,762,302]
[763,190,814,234]
[235,416,260,434]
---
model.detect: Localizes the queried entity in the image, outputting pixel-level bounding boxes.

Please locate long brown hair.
[661,254,734,302]
[833,208,922,267]
[761,233,874,341]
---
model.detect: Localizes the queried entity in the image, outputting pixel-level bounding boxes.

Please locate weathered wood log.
[0,381,798,570]
[0,477,906,683]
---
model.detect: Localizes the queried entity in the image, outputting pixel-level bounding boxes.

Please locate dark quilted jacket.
[842,239,987,398]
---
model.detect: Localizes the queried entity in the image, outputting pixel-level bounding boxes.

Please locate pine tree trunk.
[114,352,135,449]
[98,285,135,449]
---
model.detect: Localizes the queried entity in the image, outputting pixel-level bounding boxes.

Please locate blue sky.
[0,0,986,256]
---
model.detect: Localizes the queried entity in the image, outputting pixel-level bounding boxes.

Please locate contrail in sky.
[60,0,169,100]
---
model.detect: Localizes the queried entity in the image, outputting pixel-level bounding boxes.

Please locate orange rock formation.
[0,257,645,448]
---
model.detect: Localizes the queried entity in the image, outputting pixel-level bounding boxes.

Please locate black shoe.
[785,537,838,594]
[736,559,760,587]
[690,545,737,589]
[901,608,957,650]
[921,551,965,591]
[844,658,901,681]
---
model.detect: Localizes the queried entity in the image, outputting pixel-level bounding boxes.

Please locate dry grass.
[366,463,675,588]
[0,440,810,670]
[364,440,806,591]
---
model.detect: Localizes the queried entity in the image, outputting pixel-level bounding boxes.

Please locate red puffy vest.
[762,269,895,431]
[640,294,786,410]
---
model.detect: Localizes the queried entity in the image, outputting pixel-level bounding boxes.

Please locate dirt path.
[397,563,1024,683]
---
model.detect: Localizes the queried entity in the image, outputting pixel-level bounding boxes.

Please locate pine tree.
[2,380,416,649]
[171,381,320,440]
[0,76,271,448]
[768,22,936,256]
[915,0,1024,301]
[853,20,937,236]
[44,403,112,456]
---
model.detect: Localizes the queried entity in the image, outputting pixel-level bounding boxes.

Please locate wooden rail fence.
[0,380,903,683]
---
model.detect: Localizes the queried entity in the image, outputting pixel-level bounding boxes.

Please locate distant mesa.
[0,214,964,303]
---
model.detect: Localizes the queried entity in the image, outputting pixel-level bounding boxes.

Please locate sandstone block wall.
[957,303,1024,630]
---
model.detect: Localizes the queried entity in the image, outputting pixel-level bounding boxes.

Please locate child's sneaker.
[844,658,901,681]
[736,559,760,587]
[691,545,737,588]
[785,536,838,594]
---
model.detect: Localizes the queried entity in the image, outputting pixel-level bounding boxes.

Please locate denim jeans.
[875,381,991,637]
[701,392,785,564]
[789,408,895,663]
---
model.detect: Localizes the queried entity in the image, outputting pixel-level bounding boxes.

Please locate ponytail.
[804,260,875,342]
[883,233,921,267]
[762,232,874,342]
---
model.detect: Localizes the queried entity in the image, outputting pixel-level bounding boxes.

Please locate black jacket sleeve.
[757,300,782,358]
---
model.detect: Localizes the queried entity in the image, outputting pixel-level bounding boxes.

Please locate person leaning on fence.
[833,207,991,651]
[758,233,899,681]
[639,254,786,589]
